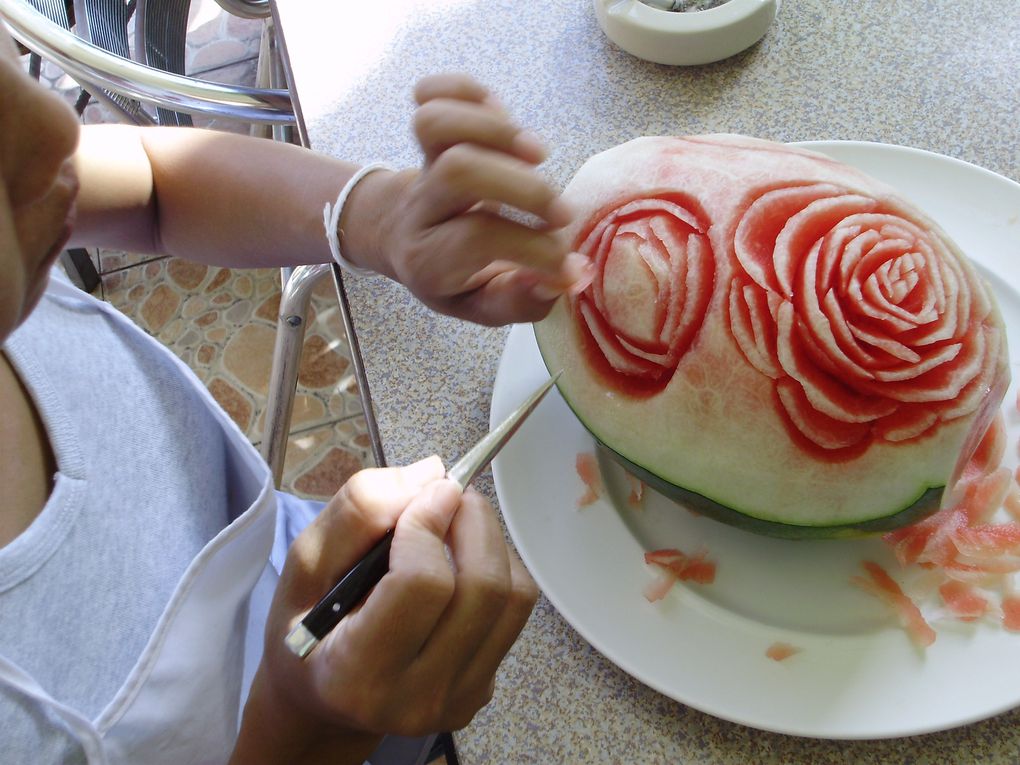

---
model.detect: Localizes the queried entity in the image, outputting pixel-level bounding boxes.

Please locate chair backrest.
[71,0,155,123]
[1,0,293,125]
[19,0,66,79]
[132,0,192,125]
[32,0,194,125]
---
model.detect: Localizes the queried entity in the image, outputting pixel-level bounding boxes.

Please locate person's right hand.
[341,73,591,327]
[232,456,539,765]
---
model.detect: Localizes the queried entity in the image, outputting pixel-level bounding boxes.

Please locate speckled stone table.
[270,2,1020,762]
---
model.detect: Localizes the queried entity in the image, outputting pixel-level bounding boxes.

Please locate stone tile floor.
[28,0,375,500]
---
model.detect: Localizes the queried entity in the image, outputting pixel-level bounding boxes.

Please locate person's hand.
[232,457,539,765]
[343,74,589,326]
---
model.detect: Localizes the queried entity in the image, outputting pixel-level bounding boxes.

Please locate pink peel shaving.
[872,413,1020,644]
[642,547,717,603]
[851,560,936,649]
[765,642,802,662]
[626,472,645,508]
[575,451,603,508]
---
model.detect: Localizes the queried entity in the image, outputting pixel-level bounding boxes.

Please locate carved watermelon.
[535,135,1010,538]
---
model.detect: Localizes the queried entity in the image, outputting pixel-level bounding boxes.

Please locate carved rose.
[728,182,1002,456]
[574,197,715,394]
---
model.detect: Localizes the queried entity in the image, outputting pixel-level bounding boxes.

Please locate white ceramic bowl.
[593,0,779,66]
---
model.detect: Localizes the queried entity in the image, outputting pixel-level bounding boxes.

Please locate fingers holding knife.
[415,488,539,717]
[335,478,464,671]
[279,456,445,610]
[268,374,555,738]
[285,373,558,661]
[279,470,535,735]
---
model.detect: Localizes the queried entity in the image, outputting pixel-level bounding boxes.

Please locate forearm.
[69,124,400,272]
[66,76,582,327]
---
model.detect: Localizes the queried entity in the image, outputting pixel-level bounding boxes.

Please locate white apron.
[0,276,436,765]
[0,274,279,764]
[0,480,276,764]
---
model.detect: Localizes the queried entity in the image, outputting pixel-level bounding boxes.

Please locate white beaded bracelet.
[323,162,393,276]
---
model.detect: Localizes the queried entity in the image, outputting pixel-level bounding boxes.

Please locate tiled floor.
[29,0,375,500]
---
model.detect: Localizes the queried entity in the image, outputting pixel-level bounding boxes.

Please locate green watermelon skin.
[535,135,1009,537]
[600,438,943,540]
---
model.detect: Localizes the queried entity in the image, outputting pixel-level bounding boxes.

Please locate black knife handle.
[302,529,394,640]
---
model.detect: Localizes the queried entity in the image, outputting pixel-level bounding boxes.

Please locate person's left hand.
[343,74,589,326]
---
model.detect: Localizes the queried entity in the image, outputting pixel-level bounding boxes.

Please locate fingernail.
[513,129,548,162]
[403,455,444,486]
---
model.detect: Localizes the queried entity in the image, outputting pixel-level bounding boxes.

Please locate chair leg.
[437,732,460,765]
[260,263,331,486]
[59,248,101,293]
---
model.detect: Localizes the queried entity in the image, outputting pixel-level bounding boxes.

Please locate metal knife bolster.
[446,371,561,489]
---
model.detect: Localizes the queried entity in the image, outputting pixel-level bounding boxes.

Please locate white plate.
[490,142,1020,740]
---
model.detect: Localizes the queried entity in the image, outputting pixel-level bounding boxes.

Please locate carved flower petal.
[776,377,871,451]
[777,302,898,423]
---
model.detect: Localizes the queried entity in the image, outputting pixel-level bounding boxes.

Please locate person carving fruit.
[0,27,587,764]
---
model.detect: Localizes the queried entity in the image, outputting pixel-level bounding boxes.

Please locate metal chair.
[1,0,289,123]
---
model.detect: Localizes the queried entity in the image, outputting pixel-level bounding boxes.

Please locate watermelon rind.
[597,436,943,540]
[543,363,945,539]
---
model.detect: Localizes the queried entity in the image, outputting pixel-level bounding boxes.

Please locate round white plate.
[490,142,1020,739]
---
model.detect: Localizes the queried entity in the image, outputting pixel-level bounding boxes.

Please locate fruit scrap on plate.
[851,560,937,649]
[765,642,802,662]
[575,451,604,507]
[642,547,717,602]
[575,449,644,509]
[625,472,645,508]
[854,417,1020,648]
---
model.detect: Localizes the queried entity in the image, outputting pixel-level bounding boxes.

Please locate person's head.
[0,29,80,344]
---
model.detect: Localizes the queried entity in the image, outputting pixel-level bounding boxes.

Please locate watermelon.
[535,135,1010,539]
[765,642,802,662]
